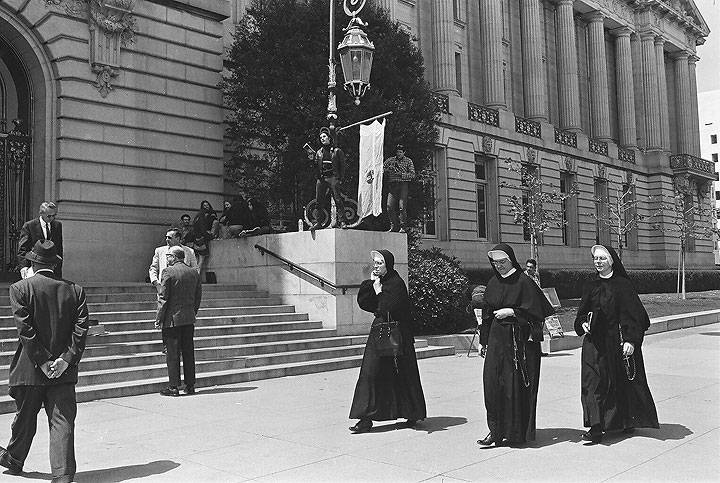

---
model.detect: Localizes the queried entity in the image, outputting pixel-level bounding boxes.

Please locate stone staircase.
[0,282,454,413]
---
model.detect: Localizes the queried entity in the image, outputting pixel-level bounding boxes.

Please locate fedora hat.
[25,240,62,265]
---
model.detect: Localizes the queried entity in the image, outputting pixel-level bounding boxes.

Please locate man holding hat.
[383,144,415,233]
[313,126,346,229]
[155,245,202,396]
[0,241,89,483]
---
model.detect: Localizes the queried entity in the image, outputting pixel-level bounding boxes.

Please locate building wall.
[1,0,229,282]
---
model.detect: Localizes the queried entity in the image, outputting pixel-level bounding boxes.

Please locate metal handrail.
[254,244,361,295]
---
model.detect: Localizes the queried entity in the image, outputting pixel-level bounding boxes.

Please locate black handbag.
[372,312,403,358]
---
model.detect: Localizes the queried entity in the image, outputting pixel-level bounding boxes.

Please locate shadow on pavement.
[699,332,720,336]
[18,460,179,482]
[632,423,693,442]
[415,416,468,434]
[542,353,572,358]
[193,386,257,395]
[529,427,586,447]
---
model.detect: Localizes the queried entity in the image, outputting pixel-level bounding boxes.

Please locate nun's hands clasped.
[493,308,515,319]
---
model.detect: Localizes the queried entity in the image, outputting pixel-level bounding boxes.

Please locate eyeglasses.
[491,259,510,265]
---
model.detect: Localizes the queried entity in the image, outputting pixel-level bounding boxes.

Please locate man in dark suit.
[0,241,89,483]
[17,202,64,278]
[155,246,202,396]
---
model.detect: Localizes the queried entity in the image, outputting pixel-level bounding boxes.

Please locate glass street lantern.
[337,17,375,105]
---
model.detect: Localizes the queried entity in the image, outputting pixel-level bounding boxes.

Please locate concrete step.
[0,290,272,305]
[0,308,304,330]
[79,283,255,294]
[0,345,456,414]
[0,328,343,365]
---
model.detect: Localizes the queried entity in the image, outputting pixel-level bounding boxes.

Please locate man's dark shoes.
[477,433,501,446]
[0,447,23,475]
[184,386,196,395]
[349,419,372,433]
[582,428,603,444]
[401,419,417,428]
[160,387,180,397]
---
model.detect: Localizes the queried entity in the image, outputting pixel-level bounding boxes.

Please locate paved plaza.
[0,323,717,482]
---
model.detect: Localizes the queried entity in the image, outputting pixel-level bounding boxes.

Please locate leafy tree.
[223,0,439,222]
[500,159,575,277]
[652,186,716,299]
[591,183,648,260]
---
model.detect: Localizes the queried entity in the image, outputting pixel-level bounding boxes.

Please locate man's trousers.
[6,384,77,480]
[162,324,196,388]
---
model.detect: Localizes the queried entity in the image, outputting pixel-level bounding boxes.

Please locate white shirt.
[40,218,51,239]
[149,244,199,284]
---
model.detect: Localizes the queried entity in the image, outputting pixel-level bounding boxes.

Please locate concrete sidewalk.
[0,324,717,482]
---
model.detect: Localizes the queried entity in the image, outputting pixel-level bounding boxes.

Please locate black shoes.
[477,433,501,446]
[582,427,603,444]
[184,386,196,395]
[349,419,373,433]
[160,387,180,397]
[0,447,23,475]
[403,419,417,428]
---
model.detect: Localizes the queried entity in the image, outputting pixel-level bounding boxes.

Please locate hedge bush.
[467,268,720,299]
[408,245,474,335]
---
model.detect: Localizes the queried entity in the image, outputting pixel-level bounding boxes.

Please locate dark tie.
[46,223,51,240]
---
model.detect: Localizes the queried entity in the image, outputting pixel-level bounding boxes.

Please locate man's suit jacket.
[8,271,89,386]
[17,218,63,268]
[156,262,202,328]
[148,244,198,284]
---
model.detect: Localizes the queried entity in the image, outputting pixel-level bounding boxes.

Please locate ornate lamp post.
[327,0,375,130]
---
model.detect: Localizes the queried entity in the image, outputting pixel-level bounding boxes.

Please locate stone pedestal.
[206,230,408,336]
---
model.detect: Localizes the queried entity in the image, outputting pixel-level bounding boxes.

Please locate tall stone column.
[640,32,662,151]
[376,0,395,20]
[673,51,693,155]
[520,0,547,121]
[586,12,611,141]
[655,36,670,151]
[555,0,581,132]
[688,54,701,156]
[480,0,505,108]
[613,27,637,148]
[432,0,458,95]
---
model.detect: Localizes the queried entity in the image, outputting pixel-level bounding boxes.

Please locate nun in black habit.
[475,243,554,446]
[574,245,659,444]
[349,249,426,433]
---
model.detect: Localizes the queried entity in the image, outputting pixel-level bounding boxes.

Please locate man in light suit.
[0,241,89,483]
[155,246,202,396]
[17,202,64,278]
[148,227,198,290]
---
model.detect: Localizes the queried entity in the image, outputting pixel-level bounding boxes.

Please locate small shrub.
[408,246,473,335]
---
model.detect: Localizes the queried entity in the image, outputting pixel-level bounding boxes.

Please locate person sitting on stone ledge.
[178,213,195,247]
[218,197,249,239]
[238,198,272,238]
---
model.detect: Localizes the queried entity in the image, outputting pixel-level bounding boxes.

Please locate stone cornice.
[636,0,709,38]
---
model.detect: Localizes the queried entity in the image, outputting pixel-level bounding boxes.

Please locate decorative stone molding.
[481,136,495,155]
[526,147,538,164]
[47,0,137,97]
[562,156,577,173]
[626,171,634,184]
[596,164,606,179]
[596,0,635,21]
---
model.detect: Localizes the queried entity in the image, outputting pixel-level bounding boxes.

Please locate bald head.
[168,246,185,260]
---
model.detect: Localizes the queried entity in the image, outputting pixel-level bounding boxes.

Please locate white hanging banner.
[357,119,385,219]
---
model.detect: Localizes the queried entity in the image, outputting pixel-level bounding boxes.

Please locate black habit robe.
[574,245,659,431]
[478,243,554,443]
[349,250,426,422]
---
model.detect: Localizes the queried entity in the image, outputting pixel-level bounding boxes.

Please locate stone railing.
[514,115,541,138]
[468,102,500,127]
[588,138,608,156]
[554,128,577,148]
[670,154,716,177]
[432,92,449,114]
[618,147,635,164]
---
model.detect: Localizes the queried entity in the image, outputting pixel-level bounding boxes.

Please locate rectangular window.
[713,153,718,163]
[594,178,611,245]
[715,190,720,201]
[475,153,498,241]
[560,171,579,247]
[453,0,460,20]
[711,134,718,144]
[622,183,639,251]
[455,52,463,97]
[421,156,437,237]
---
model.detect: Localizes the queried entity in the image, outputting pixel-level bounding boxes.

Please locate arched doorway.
[0,12,53,281]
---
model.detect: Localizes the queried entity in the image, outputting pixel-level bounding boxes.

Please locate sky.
[696,0,720,93]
